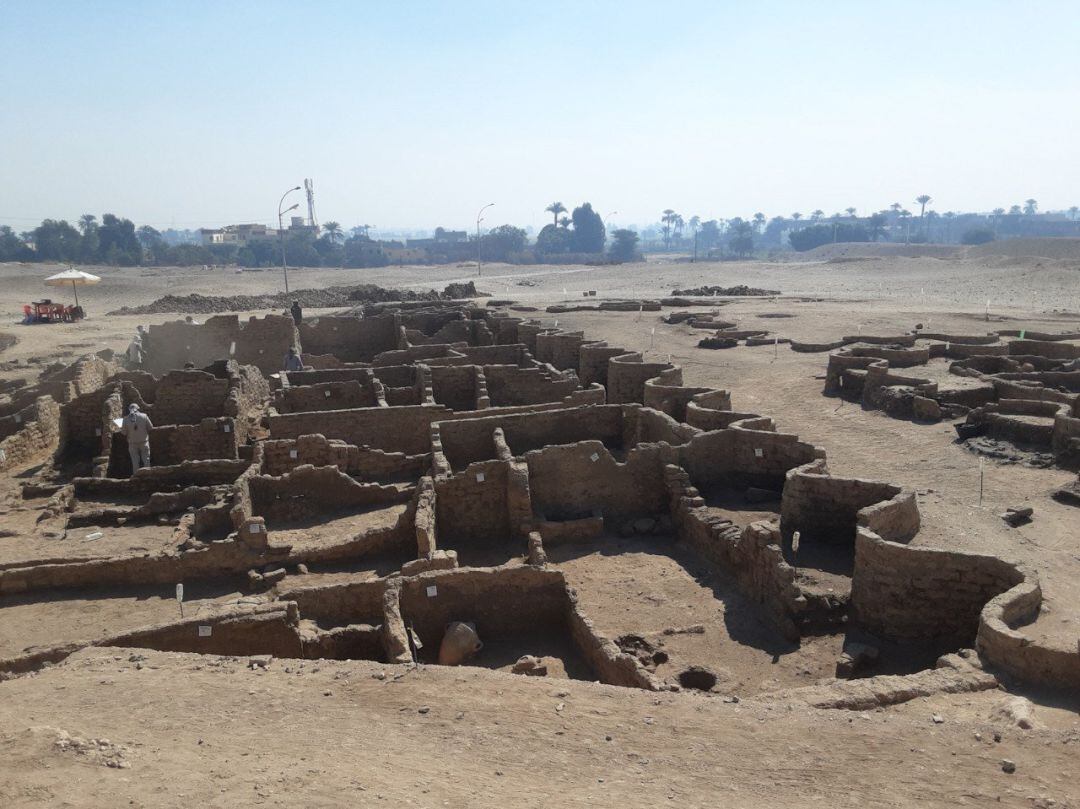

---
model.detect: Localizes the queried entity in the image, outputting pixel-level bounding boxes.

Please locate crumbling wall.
[0,396,60,471]
[483,365,581,407]
[526,441,669,521]
[298,315,399,362]
[151,370,230,425]
[434,459,511,543]
[679,421,823,491]
[607,353,674,404]
[270,404,451,454]
[275,380,378,412]
[260,434,429,482]
[248,464,412,524]
[143,315,297,376]
[535,331,585,371]
[430,364,480,411]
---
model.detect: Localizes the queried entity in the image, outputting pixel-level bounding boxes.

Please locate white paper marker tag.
[198,625,212,637]
[248,523,262,533]
[590,452,599,462]
[289,449,298,459]
[223,423,231,433]
[475,472,485,483]
[754,448,763,458]
[14,414,20,423]
[324,390,331,397]
[175,583,184,603]
[426,585,438,598]
[229,341,236,355]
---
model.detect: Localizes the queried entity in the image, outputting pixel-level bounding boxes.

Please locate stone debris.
[670,285,780,297]
[1001,506,1034,527]
[511,655,549,676]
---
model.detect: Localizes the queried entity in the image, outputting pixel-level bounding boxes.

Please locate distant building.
[406,227,469,249]
[199,218,317,247]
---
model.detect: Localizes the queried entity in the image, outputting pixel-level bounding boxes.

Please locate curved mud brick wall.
[643,368,713,423]
[851,529,1026,649]
[0,396,60,472]
[1008,339,1080,361]
[578,342,628,389]
[683,390,734,431]
[678,419,823,492]
[513,322,548,356]
[535,331,585,371]
[607,353,674,404]
[918,332,1001,346]
[780,460,918,545]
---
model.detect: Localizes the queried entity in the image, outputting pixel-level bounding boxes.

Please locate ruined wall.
[679,422,823,491]
[780,460,914,544]
[434,459,511,542]
[151,370,230,425]
[298,315,399,362]
[275,380,378,412]
[398,565,569,653]
[526,441,669,521]
[0,396,61,472]
[248,464,412,524]
[607,353,675,404]
[535,331,585,371]
[430,364,479,411]
[143,315,296,376]
[483,365,581,407]
[260,434,429,482]
[851,530,1025,646]
[269,404,451,454]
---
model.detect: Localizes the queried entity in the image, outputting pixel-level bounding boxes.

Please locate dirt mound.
[107,282,477,316]
[964,237,1080,262]
[797,242,960,261]
[0,332,16,353]
[670,285,779,297]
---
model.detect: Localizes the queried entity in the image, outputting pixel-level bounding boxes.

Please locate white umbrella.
[44,268,101,309]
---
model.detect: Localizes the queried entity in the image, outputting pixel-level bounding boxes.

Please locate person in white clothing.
[121,403,153,475]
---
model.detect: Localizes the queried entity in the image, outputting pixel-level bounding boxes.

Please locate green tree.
[0,225,30,261]
[845,207,857,219]
[961,228,995,245]
[535,224,573,255]
[323,221,344,243]
[32,219,83,261]
[727,218,754,257]
[867,212,887,242]
[915,194,932,238]
[608,228,639,262]
[570,203,605,252]
[810,209,824,222]
[660,209,677,249]
[698,220,721,251]
[558,215,571,229]
[1068,206,1079,221]
[482,224,528,260]
[545,202,566,227]
[97,214,142,265]
[1023,198,1038,215]
[752,212,766,233]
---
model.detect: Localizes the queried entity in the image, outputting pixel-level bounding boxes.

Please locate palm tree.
[890,202,902,214]
[323,221,343,243]
[991,208,1005,236]
[78,214,97,234]
[660,209,677,249]
[1069,206,1079,221]
[845,207,857,219]
[351,224,372,239]
[791,212,802,225]
[925,210,940,242]
[810,209,824,223]
[1009,205,1022,216]
[545,202,566,227]
[1023,198,1038,216]
[943,211,956,242]
[915,195,932,238]
[673,214,686,239]
[752,212,766,233]
[558,215,571,229]
[899,209,912,243]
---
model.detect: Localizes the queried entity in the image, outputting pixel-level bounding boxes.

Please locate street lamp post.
[278,186,302,294]
[603,211,618,250]
[476,202,495,276]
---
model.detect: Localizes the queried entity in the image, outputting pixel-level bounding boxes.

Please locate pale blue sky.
[3,0,1079,233]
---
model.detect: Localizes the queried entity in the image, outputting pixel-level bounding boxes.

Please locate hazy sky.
[4,1,1080,234]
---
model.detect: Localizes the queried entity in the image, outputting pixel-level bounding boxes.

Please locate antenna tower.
[304,178,318,232]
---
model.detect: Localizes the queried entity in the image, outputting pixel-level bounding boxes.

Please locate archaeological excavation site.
[2,295,1078,710]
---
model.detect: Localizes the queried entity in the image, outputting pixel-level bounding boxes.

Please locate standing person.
[121,403,153,475]
[290,300,303,325]
[283,346,304,372]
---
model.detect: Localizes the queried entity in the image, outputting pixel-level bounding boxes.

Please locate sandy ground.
[1,247,1079,806]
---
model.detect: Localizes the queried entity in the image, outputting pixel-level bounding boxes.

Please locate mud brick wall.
[281,578,387,626]
[423,319,473,346]
[398,565,569,653]
[483,365,580,407]
[0,396,60,472]
[430,365,480,411]
[455,344,529,366]
[526,441,669,521]
[298,315,399,362]
[579,342,630,389]
[276,380,378,412]
[248,464,412,524]
[373,345,458,366]
[683,389,734,430]
[644,371,713,423]
[261,434,429,482]
[234,315,300,374]
[1053,412,1080,456]
[851,530,1025,645]
[107,607,303,659]
[37,356,115,404]
[270,404,451,454]
[1008,339,1080,360]
[535,331,585,371]
[624,405,698,447]
[110,371,160,402]
[679,425,823,491]
[285,369,375,386]
[514,323,548,355]
[401,309,468,336]
[151,371,230,425]
[109,418,238,476]
[780,461,908,545]
[436,405,625,470]
[76,459,251,494]
[143,315,296,376]
[434,459,511,542]
[607,353,674,404]
[490,316,521,344]
[567,600,659,689]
